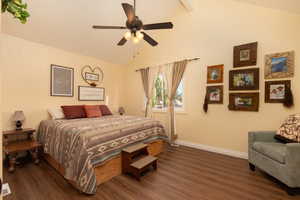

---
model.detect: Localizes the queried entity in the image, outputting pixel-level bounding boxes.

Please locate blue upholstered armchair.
[248,131,300,195]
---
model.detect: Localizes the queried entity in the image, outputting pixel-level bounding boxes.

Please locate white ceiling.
[2,0,181,64]
[235,0,300,14]
[2,0,300,65]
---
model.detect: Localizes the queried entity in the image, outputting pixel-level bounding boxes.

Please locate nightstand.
[3,128,41,172]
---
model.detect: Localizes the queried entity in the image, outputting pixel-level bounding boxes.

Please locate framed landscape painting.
[234,42,258,68]
[206,86,223,104]
[51,64,74,97]
[229,68,259,90]
[207,65,224,84]
[265,80,291,103]
[228,93,259,112]
[265,51,294,79]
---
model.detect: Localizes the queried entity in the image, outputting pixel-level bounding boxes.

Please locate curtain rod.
[135,57,200,72]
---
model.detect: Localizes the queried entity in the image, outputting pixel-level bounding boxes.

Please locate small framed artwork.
[228,93,259,112]
[265,51,295,79]
[234,42,258,68]
[85,72,99,81]
[51,64,74,97]
[206,86,223,104]
[265,80,291,103]
[78,86,105,101]
[207,65,224,84]
[229,68,259,90]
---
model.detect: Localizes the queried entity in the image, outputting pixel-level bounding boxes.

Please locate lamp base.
[16,121,23,131]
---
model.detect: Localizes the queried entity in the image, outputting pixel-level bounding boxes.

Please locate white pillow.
[48,108,65,120]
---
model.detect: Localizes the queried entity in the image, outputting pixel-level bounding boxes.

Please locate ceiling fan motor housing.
[126,17,143,32]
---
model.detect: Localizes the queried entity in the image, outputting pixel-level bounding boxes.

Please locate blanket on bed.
[37,115,166,194]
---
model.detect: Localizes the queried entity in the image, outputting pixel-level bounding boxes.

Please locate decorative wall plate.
[81,65,104,87]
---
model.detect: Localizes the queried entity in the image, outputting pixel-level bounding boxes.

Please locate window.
[151,73,185,111]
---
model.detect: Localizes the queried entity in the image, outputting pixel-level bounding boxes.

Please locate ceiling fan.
[92,0,173,46]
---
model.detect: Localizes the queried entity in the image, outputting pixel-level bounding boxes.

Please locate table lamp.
[118,107,125,115]
[12,111,25,130]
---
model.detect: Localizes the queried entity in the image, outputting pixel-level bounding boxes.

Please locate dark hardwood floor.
[4,146,300,200]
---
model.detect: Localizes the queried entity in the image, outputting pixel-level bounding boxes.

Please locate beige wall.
[0,0,3,192]
[0,34,126,131]
[123,0,300,153]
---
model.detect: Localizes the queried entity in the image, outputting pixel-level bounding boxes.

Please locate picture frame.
[229,68,259,90]
[265,51,295,79]
[234,42,258,68]
[207,65,224,84]
[265,80,291,103]
[206,86,223,104]
[85,72,99,81]
[50,64,74,97]
[78,86,105,101]
[228,93,259,112]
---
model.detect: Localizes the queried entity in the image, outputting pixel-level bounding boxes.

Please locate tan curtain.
[140,68,150,117]
[168,60,188,143]
[140,67,159,117]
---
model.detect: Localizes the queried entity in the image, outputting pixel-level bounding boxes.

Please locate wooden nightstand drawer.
[5,140,41,154]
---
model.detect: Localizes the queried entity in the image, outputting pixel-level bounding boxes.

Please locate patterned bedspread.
[37,115,166,194]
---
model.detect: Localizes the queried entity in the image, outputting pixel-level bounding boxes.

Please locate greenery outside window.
[150,73,185,112]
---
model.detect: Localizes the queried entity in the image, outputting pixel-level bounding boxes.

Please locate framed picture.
[207,86,223,104]
[51,64,74,97]
[207,65,224,84]
[229,68,259,90]
[78,86,105,101]
[228,93,259,112]
[85,72,99,81]
[265,80,291,103]
[265,51,295,79]
[234,42,258,68]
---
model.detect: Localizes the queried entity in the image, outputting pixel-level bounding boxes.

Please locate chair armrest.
[248,131,277,149]
[286,143,300,166]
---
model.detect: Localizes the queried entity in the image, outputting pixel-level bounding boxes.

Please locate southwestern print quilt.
[37,115,166,194]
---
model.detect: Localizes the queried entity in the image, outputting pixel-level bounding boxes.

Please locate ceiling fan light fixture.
[132,36,140,44]
[136,31,144,40]
[124,31,132,40]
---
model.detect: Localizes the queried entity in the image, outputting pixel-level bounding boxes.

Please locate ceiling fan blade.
[143,22,173,30]
[142,32,158,46]
[117,37,127,46]
[122,3,135,23]
[93,25,127,29]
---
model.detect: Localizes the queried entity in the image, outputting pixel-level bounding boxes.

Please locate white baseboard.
[175,140,248,160]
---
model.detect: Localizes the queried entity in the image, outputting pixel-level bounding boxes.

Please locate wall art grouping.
[203,41,296,113]
[50,64,106,101]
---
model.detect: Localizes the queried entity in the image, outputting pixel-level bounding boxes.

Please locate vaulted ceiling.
[2,0,300,65]
[2,0,182,64]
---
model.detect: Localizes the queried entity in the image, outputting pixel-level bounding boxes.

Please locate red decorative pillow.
[61,105,86,119]
[99,105,112,116]
[84,105,102,118]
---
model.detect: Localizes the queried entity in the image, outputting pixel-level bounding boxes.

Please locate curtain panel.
[168,60,188,143]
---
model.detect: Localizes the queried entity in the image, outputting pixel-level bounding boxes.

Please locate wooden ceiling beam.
[179,0,194,12]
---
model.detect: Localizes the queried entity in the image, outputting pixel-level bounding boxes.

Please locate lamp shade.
[12,111,25,122]
[118,107,125,114]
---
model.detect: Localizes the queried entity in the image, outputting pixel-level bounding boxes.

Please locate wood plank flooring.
[4,146,300,200]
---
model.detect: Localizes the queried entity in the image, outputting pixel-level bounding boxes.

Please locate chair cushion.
[253,142,287,164]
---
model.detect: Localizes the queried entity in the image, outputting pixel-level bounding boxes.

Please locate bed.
[37,115,167,194]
